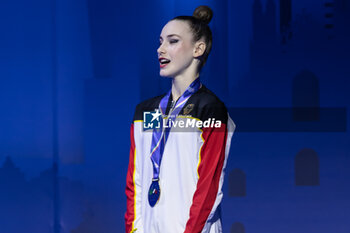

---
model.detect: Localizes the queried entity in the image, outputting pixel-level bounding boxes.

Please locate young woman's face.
[157,20,196,77]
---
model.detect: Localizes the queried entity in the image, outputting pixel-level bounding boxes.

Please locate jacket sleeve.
[125,123,144,233]
[184,104,235,233]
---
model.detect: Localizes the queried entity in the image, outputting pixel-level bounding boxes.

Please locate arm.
[125,123,143,233]
[184,104,234,233]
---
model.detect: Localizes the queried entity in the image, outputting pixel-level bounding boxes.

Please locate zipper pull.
[171,100,176,109]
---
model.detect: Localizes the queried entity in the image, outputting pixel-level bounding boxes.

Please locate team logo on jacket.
[183,104,194,115]
[143,109,162,130]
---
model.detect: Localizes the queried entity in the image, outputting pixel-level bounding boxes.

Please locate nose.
[157,43,165,56]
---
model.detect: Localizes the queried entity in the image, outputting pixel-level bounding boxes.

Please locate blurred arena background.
[0,0,349,232]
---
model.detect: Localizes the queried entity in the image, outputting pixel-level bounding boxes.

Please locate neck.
[170,58,201,101]
[171,74,199,101]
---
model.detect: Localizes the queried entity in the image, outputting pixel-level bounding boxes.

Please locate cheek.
[171,44,192,60]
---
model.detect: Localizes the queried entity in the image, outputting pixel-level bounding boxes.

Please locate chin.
[159,71,174,78]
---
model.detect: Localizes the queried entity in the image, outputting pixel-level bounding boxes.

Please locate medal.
[148,78,201,207]
[148,178,161,207]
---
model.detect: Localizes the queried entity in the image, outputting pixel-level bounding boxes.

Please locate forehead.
[160,20,192,39]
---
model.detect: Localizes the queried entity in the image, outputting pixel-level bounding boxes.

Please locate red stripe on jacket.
[125,123,136,233]
[184,123,228,233]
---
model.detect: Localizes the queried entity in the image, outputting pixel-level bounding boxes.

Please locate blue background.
[0,0,349,232]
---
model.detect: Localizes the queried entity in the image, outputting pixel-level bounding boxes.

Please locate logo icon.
[143,109,162,130]
[183,104,195,115]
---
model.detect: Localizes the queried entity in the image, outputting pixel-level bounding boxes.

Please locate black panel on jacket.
[133,85,228,124]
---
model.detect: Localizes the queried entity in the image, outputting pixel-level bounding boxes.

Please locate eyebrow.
[159,34,181,40]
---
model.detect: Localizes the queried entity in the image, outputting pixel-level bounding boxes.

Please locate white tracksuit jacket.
[125,85,235,233]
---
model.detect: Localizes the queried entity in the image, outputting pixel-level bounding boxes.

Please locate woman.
[125,6,235,233]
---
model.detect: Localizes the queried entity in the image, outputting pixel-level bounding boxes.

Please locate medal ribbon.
[150,78,201,180]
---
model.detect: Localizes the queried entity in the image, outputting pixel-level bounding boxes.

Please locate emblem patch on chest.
[183,104,194,115]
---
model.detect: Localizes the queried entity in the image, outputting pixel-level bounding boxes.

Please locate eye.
[170,39,178,44]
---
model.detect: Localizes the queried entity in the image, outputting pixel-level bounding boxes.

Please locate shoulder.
[194,85,226,108]
[133,94,166,121]
[184,85,228,123]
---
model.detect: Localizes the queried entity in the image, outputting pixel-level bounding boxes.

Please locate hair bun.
[193,5,213,25]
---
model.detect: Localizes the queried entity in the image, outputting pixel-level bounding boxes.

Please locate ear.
[193,41,206,58]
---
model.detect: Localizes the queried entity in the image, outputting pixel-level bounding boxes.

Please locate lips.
[159,57,171,68]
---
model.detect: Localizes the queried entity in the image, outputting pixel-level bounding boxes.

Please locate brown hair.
[171,5,213,72]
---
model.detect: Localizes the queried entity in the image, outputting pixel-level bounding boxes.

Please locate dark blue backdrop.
[0,0,349,232]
